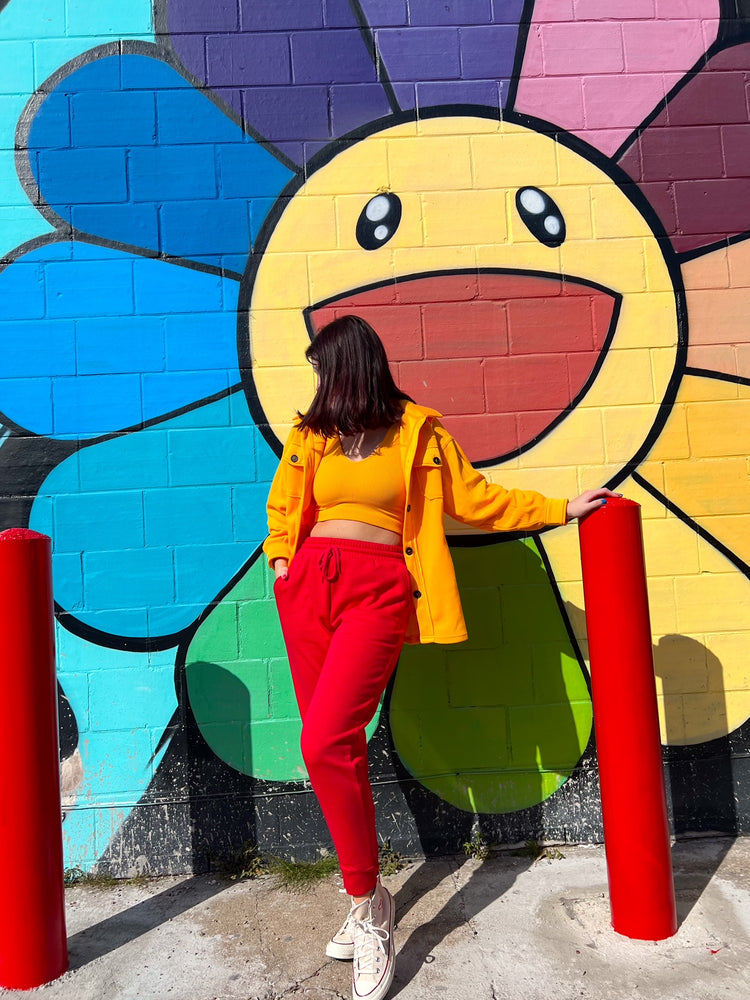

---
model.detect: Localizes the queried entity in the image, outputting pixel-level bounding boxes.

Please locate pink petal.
[514,0,719,156]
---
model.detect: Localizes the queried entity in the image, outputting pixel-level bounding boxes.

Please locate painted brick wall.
[0,0,748,876]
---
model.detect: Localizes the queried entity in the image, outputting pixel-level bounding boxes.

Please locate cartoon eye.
[515,187,566,248]
[356,193,402,250]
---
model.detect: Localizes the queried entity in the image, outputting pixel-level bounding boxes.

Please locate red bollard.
[0,528,68,988]
[578,498,677,941]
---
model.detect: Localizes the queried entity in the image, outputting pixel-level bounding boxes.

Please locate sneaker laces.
[333,889,355,938]
[353,904,390,975]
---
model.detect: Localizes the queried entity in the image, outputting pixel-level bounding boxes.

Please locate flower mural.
[2,0,750,868]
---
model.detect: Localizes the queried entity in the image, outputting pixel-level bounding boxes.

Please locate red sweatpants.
[273,536,411,895]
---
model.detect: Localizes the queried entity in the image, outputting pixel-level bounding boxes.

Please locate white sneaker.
[351,881,395,1000]
[326,904,356,960]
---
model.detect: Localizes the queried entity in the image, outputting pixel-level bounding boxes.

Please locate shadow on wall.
[562,602,739,837]
[654,635,738,835]
[654,635,738,924]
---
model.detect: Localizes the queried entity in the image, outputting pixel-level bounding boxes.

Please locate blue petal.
[25,49,293,271]
[30,390,276,643]
[0,240,241,438]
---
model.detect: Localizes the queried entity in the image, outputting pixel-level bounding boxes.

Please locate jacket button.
[406,504,411,512]
[405,547,413,555]
[290,454,299,463]
[413,590,421,599]
[432,456,440,464]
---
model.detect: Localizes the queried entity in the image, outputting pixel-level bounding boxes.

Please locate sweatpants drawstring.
[318,545,341,582]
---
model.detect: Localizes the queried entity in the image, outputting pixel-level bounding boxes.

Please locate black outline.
[63,381,244,450]
[240,104,687,483]
[717,1,750,47]
[536,534,594,699]
[505,0,536,113]
[302,267,621,469]
[678,229,750,266]
[684,365,750,388]
[347,0,401,115]
[632,471,750,580]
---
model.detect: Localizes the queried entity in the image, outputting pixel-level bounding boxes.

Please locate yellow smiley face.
[244,114,681,503]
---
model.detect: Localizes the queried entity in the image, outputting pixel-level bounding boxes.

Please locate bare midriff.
[309,519,401,547]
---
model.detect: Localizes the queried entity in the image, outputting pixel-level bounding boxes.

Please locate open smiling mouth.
[305,269,621,467]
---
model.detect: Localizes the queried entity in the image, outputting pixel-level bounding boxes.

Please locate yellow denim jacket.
[263,402,569,644]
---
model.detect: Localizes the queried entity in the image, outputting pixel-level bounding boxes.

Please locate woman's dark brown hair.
[298,315,412,437]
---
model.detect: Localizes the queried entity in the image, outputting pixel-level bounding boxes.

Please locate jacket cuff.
[262,537,291,568]
[545,497,569,526]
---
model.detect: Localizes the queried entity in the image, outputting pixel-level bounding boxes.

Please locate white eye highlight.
[544,215,562,236]
[373,224,389,241]
[519,188,546,215]
[365,195,391,222]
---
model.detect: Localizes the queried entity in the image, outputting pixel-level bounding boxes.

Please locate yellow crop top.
[313,423,406,533]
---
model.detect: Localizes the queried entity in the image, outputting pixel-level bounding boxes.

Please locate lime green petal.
[390,539,593,813]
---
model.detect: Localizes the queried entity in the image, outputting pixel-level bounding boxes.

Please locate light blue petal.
[31,390,277,643]
[58,624,177,871]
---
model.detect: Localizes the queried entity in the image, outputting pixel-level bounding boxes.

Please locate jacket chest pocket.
[283,453,305,499]
[414,446,444,500]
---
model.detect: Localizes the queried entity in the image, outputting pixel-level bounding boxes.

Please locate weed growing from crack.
[512,839,565,862]
[64,867,150,888]
[216,842,270,882]
[268,854,340,890]
[378,838,407,876]
[214,840,340,889]
[462,830,491,861]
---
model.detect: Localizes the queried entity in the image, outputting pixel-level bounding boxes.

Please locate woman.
[264,315,617,1000]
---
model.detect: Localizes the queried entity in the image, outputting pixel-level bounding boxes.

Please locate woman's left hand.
[566,488,623,522]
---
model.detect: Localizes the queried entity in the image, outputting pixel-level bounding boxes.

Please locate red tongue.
[309,272,617,464]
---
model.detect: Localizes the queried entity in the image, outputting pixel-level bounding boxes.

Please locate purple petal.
[164,0,392,165]
[362,0,525,112]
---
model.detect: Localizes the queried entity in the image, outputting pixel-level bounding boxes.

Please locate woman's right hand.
[566,488,622,522]
[273,558,289,581]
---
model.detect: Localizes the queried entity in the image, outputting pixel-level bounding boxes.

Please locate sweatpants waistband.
[299,536,404,559]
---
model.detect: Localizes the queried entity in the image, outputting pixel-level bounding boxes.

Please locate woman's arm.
[263,431,297,571]
[436,424,618,530]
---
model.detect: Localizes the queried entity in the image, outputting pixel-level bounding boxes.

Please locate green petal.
[184,554,383,783]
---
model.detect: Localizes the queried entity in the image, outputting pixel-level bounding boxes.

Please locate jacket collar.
[399,400,441,437]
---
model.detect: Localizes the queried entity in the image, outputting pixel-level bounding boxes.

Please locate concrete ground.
[2,837,749,1000]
